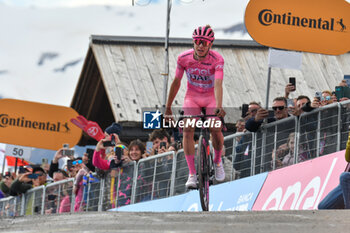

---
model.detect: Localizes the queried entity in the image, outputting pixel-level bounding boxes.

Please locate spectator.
[148,129,171,156]
[233,119,246,144]
[73,159,90,212]
[289,95,313,116]
[93,133,123,171]
[53,169,69,182]
[245,97,289,132]
[271,133,310,168]
[10,166,47,196]
[244,101,261,120]
[110,140,145,208]
[128,139,146,161]
[0,172,14,198]
[45,169,70,214]
[320,90,334,106]
[49,147,75,179]
[235,119,246,133]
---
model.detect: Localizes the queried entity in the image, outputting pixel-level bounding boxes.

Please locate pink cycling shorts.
[182,90,217,116]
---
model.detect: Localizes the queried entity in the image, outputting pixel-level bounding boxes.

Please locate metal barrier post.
[130,162,139,204]
[20,195,25,216]
[271,125,277,170]
[41,186,46,215]
[98,178,105,212]
[169,151,176,196]
[115,171,121,207]
[260,129,267,173]
[316,111,321,157]
[251,133,257,176]
[151,159,157,201]
[294,117,299,164]
[337,102,342,151]
[56,184,61,213]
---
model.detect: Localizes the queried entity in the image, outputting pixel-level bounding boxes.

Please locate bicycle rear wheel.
[197,135,210,211]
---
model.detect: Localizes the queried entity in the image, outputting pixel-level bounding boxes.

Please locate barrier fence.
[1,100,350,216]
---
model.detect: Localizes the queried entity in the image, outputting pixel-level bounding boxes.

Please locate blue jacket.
[245,117,276,132]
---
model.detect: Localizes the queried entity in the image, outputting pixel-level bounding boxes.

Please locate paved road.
[1,210,350,233]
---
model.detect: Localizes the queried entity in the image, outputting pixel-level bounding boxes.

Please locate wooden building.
[71,35,350,145]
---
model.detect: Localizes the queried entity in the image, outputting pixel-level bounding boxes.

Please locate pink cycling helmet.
[192,25,215,42]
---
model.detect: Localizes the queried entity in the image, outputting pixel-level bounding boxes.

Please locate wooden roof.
[71,35,350,145]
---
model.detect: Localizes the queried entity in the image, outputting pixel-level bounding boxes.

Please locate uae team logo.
[143,110,162,129]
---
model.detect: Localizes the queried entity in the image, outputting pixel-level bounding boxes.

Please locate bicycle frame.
[176,108,226,211]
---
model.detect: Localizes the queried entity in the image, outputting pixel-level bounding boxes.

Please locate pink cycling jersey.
[175,49,224,115]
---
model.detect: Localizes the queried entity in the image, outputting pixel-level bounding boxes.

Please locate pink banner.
[252,151,348,210]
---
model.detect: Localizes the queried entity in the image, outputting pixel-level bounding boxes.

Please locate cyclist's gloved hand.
[215,107,226,118]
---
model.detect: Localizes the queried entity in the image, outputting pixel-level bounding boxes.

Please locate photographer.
[93,133,124,171]
[245,97,289,132]
[0,172,15,198]
[10,166,47,196]
[146,129,171,156]
[49,146,75,178]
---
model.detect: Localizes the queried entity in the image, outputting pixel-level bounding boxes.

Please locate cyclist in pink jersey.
[165,25,226,189]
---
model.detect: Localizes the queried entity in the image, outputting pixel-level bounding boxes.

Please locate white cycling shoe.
[185,174,197,189]
[214,161,225,182]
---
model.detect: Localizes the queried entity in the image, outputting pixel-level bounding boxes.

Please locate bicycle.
[177,108,226,211]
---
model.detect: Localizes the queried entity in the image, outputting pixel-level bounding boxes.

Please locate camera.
[114,146,123,161]
[241,104,249,118]
[67,160,74,170]
[289,77,296,91]
[27,173,39,179]
[62,143,74,157]
[160,142,166,149]
[103,135,116,147]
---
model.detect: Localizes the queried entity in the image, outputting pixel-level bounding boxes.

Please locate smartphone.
[18,166,26,174]
[62,143,74,157]
[287,99,295,107]
[241,104,249,118]
[48,194,57,201]
[160,142,166,149]
[28,173,39,179]
[67,160,73,170]
[315,91,322,100]
[289,77,296,91]
[85,148,94,160]
[146,141,153,153]
[103,135,116,147]
[114,146,123,161]
[344,75,350,86]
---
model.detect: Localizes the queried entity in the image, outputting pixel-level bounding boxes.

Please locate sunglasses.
[194,39,211,46]
[272,106,285,111]
[321,96,331,101]
[72,160,83,166]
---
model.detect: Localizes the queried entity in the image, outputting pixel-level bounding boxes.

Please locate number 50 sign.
[5,144,32,161]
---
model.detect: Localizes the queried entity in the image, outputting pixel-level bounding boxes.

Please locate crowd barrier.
[1,100,350,215]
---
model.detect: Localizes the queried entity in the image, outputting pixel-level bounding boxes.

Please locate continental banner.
[245,0,350,55]
[0,99,82,150]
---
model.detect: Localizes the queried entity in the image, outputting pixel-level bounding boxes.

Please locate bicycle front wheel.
[197,135,210,211]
